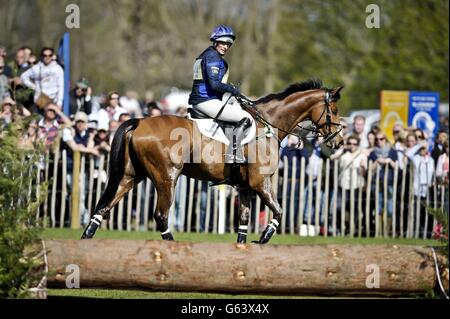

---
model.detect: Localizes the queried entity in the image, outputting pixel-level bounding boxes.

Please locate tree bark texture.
[44,240,448,296]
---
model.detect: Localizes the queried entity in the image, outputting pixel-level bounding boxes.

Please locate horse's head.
[251,80,344,151]
[309,86,344,150]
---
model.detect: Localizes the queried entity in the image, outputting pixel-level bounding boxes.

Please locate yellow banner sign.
[380,91,409,143]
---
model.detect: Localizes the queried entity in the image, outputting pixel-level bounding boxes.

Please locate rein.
[236,90,342,145]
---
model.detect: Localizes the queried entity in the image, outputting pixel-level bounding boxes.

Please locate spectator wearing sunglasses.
[19,119,39,150]
[28,55,38,66]
[69,78,93,118]
[0,96,31,132]
[330,135,368,235]
[97,91,127,131]
[368,132,398,230]
[21,47,64,110]
[340,118,349,139]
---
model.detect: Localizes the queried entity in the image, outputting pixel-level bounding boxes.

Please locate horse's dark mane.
[255,79,324,104]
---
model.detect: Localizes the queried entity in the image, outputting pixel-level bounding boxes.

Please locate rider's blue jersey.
[188,46,238,105]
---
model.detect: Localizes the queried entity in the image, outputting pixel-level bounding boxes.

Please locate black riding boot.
[225,118,252,164]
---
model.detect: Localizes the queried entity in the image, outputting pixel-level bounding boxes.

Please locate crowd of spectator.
[279,114,449,237]
[0,44,190,227]
[1,44,448,236]
[0,45,189,155]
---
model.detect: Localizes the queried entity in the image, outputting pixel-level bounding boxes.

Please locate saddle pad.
[187,114,256,146]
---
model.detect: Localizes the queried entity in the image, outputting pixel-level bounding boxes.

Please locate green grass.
[48,288,312,299]
[41,228,439,246]
[41,228,439,299]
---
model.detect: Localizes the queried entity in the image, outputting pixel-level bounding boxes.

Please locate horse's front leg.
[237,188,252,243]
[253,178,282,244]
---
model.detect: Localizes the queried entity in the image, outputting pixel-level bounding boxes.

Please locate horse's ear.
[331,86,343,95]
[331,86,344,100]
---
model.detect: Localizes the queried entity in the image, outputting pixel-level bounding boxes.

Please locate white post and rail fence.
[33,150,448,239]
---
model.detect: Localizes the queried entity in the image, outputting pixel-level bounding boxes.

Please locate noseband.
[237,90,342,145]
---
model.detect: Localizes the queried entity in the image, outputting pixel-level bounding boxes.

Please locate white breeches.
[193,93,253,123]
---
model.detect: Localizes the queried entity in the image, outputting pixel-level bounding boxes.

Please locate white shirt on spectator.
[395,142,422,170]
[120,96,142,118]
[96,106,127,129]
[338,150,367,190]
[62,127,74,143]
[306,149,321,179]
[436,153,449,180]
[412,154,434,198]
[21,61,64,107]
[112,106,128,121]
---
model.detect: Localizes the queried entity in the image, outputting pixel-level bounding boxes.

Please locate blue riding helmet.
[210,25,236,43]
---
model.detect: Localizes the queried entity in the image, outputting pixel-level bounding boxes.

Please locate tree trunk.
[44,240,448,296]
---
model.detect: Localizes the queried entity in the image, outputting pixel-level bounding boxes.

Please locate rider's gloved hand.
[229,83,240,97]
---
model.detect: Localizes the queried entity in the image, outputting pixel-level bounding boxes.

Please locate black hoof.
[237,233,247,244]
[257,225,276,244]
[81,230,94,239]
[161,232,174,241]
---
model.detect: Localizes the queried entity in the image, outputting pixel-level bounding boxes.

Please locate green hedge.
[0,121,47,298]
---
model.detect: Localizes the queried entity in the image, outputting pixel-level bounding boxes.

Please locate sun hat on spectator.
[2,96,16,106]
[97,123,109,132]
[87,113,99,129]
[87,120,98,130]
[76,78,89,89]
[74,111,88,123]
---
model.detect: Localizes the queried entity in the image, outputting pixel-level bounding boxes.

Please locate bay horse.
[81,79,344,244]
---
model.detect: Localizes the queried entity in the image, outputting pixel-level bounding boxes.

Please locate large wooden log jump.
[44,240,448,296]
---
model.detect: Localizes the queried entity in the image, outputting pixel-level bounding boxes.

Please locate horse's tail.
[94,118,141,213]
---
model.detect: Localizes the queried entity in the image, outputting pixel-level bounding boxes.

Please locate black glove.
[229,83,240,96]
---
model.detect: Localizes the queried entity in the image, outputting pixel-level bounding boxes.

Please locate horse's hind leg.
[81,174,140,238]
[237,188,252,243]
[154,178,179,240]
[252,177,282,244]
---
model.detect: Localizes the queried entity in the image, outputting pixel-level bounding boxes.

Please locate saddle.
[187,107,256,146]
[187,107,256,186]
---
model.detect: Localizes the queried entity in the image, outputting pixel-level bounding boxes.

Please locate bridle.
[297,90,342,145]
[237,89,342,145]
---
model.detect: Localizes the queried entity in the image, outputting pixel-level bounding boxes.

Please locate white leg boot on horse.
[81,175,141,239]
[82,80,345,244]
[252,178,283,244]
[81,119,142,239]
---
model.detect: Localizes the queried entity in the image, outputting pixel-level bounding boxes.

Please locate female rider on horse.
[188,25,252,164]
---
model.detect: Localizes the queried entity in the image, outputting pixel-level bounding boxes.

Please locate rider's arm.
[203,54,240,96]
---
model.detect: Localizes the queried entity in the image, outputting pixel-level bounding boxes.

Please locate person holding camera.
[69,78,92,118]
[330,135,368,235]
